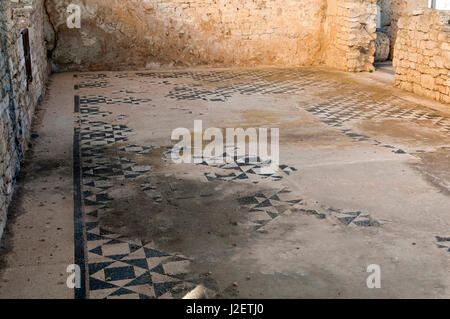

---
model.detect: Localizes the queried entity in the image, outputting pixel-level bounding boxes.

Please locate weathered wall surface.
[47,0,328,71]
[0,0,13,239]
[393,8,449,103]
[324,0,377,72]
[0,0,49,239]
[377,0,428,59]
[47,0,378,72]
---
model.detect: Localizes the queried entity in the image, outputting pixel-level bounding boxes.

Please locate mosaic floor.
[71,68,450,299]
[75,88,201,299]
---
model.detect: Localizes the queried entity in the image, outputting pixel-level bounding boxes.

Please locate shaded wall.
[325,0,377,71]
[0,0,49,239]
[377,0,429,59]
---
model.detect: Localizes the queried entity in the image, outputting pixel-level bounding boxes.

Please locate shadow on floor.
[374,61,395,76]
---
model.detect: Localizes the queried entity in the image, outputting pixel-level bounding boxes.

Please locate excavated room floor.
[0,66,449,299]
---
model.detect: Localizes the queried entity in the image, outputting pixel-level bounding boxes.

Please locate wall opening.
[375,5,382,30]
[21,28,33,90]
[429,0,450,10]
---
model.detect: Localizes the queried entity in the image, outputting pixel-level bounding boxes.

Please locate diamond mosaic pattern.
[72,69,449,299]
[303,95,450,135]
[75,83,205,299]
[135,68,343,102]
[85,227,198,299]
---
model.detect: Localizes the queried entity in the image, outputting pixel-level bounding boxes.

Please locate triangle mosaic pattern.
[72,69,450,298]
[202,158,298,183]
[165,146,298,183]
[237,188,304,229]
[328,208,380,227]
[435,236,450,253]
[85,220,198,299]
[75,82,205,299]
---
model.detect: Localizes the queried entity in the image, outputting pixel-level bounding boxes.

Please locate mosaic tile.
[74,76,210,299]
[79,95,152,106]
[136,69,342,102]
[164,145,297,183]
[72,69,448,299]
[119,144,155,154]
[303,96,450,137]
[435,236,450,252]
[328,208,380,227]
[237,188,305,230]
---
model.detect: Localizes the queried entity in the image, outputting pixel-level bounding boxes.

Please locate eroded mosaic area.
[76,83,204,299]
[74,69,450,299]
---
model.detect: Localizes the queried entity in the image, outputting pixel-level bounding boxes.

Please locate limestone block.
[393,8,449,103]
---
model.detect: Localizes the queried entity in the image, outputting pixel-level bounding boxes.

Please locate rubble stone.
[0,0,49,238]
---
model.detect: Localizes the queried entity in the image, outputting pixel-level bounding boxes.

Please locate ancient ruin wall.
[324,0,377,72]
[47,0,329,71]
[0,0,12,238]
[377,0,429,60]
[393,8,449,103]
[0,0,49,239]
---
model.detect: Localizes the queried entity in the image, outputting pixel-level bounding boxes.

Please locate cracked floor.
[0,66,449,298]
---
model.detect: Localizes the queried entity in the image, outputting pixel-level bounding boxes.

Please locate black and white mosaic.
[80,120,134,147]
[79,95,152,106]
[119,144,155,154]
[164,146,297,183]
[72,69,448,299]
[237,188,304,230]
[328,208,381,227]
[237,191,382,230]
[140,177,163,203]
[303,95,450,135]
[136,68,343,102]
[202,157,286,183]
[85,223,200,299]
[76,80,111,90]
[75,81,206,299]
[435,236,450,252]
[76,74,108,80]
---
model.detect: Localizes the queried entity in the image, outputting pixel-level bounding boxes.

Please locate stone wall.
[393,8,449,103]
[46,0,377,72]
[0,0,49,239]
[47,0,328,71]
[324,0,377,71]
[377,0,429,59]
[0,0,12,239]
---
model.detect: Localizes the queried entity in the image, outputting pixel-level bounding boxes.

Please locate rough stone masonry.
[0,0,49,239]
[46,0,378,72]
[377,0,429,59]
[393,8,450,103]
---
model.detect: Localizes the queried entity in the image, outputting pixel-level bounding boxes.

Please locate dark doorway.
[21,28,33,89]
